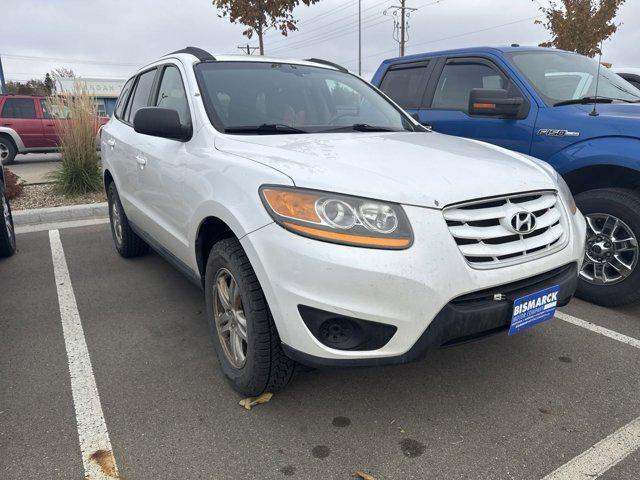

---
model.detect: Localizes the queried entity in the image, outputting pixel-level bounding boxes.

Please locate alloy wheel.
[0,143,8,161]
[213,268,248,369]
[580,213,639,285]
[111,202,123,246]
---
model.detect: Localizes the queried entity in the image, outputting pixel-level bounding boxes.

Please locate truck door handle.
[107,139,116,147]
[135,154,147,166]
[1,122,12,126]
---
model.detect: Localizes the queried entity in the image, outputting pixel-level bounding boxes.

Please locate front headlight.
[556,175,577,215]
[260,186,413,249]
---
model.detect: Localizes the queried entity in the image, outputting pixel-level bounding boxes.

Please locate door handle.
[1,122,12,126]
[135,154,147,166]
[107,139,116,147]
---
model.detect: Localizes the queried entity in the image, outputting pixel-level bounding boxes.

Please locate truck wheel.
[0,181,16,258]
[0,137,17,165]
[205,238,296,396]
[107,182,148,258]
[575,188,640,306]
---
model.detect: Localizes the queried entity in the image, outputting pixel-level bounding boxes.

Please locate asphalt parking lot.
[2,223,639,480]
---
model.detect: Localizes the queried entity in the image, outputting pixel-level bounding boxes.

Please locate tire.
[0,181,16,258]
[205,237,296,396]
[575,188,640,307]
[107,182,148,258]
[0,136,17,165]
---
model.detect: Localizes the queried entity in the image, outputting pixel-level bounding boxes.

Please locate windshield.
[507,50,640,105]
[194,62,416,133]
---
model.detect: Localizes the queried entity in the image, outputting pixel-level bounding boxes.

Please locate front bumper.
[240,204,586,365]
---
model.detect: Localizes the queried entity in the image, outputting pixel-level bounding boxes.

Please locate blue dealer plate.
[509,285,560,336]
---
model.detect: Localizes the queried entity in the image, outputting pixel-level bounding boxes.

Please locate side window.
[40,99,69,119]
[379,63,429,109]
[1,98,37,119]
[114,77,134,120]
[431,60,508,111]
[155,65,191,125]
[125,68,157,123]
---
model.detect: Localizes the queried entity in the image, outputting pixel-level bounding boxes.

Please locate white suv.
[101,47,586,395]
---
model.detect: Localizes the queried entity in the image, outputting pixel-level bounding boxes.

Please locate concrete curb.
[13,202,108,226]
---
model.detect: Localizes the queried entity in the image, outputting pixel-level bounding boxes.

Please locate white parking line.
[542,415,640,480]
[49,229,120,479]
[16,217,109,234]
[556,311,640,350]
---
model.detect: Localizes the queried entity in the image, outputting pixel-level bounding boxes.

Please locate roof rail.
[167,46,216,62]
[305,58,348,73]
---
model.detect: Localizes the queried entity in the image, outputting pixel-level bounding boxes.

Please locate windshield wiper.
[553,96,617,107]
[321,123,400,133]
[224,123,308,134]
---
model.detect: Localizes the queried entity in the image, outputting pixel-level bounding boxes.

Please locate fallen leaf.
[239,392,273,410]
[353,471,375,480]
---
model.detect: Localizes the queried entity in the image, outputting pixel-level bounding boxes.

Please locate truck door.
[377,60,433,119]
[0,97,46,148]
[418,56,536,154]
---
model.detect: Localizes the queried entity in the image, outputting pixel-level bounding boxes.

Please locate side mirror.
[468,88,523,118]
[133,107,191,141]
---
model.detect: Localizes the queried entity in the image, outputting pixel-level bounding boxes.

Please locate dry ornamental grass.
[46,83,102,195]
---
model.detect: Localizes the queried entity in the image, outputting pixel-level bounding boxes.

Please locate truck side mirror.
[468,88,523,118]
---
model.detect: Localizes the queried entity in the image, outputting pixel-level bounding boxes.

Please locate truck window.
[379,64,429,109]
[432,61,507,111]
[1,98,37,119]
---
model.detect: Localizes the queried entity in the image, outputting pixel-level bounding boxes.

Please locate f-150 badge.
[537,129,580,137]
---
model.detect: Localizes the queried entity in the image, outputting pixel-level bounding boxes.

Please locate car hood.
[215,131,557,208]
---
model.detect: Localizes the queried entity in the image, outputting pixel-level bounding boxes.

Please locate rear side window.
[432,60,507,111]
[1,98,37,119]
[379,64,429,109]
[125,69,157,123]
[155,66,190,125]
[114,77,134,120]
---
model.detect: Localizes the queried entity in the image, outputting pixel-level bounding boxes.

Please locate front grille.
[443,191,568,268]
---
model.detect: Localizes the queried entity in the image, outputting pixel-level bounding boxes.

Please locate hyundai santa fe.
[101,47,586,395]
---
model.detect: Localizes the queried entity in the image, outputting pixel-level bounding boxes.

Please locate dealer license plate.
[509,285,560,336]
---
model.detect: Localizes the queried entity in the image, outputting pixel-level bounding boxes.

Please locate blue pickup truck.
[373,46,640,306]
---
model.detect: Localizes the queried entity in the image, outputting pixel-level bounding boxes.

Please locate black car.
[0,166,16,257]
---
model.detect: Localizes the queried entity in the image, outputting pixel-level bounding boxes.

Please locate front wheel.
[576,188,640,307]
[0,181,16,258]
[0,137,17,165]
[205,238,296,396]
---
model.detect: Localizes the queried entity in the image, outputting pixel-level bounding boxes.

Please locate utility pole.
[399,0,406,57]
[0,55,6,95]
[358,0,362,76]
[237,44,259,55]
[385,1,416,57]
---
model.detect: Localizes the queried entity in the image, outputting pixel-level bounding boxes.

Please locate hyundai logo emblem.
[510,211,536,234]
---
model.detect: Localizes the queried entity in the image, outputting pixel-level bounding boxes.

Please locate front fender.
[548,136,640,175]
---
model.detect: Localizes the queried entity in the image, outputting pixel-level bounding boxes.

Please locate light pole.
[358,0,362,76]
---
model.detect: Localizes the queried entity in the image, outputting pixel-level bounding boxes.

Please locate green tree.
[44,73,55,95]
[6,79,50,96]
[535,0,626,57]
[212,0,320,55]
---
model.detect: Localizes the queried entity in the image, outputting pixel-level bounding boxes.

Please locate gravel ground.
[10,184,106,210]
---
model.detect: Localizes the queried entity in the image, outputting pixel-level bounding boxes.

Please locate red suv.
[0,95,108,165]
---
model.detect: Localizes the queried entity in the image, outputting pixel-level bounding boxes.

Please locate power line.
[269,13,392,54]
[0,53,141,67]
[256,0,389,50]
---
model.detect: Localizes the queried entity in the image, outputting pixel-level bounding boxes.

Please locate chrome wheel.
[111,202,123,246]
[213,268,248,369]
[580,213,639,285]
[0,143,8,161]
[2,192,14,245]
